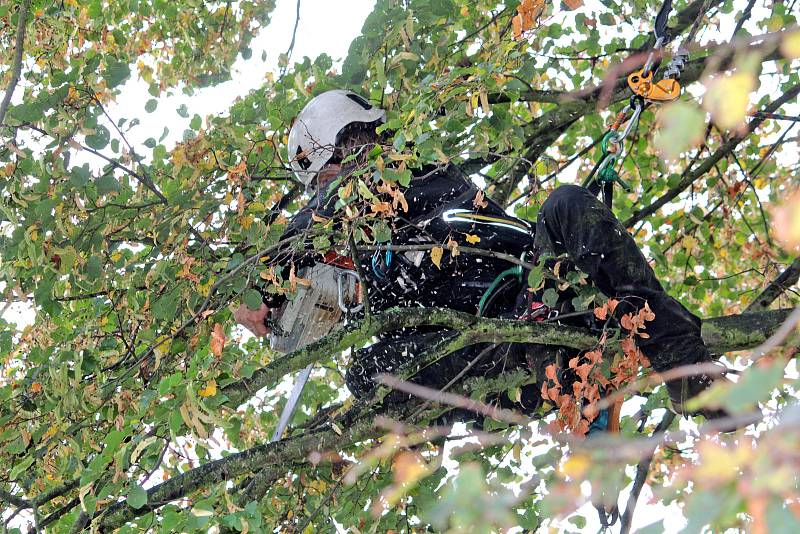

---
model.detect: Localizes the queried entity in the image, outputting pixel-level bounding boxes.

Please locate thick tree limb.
[221,307,597,407]
[0,0,31,128]
[745,257,800,313]
[624,83,800,227]
[94,307,793,531]
[97,417,376,532]
[222,307,794,409]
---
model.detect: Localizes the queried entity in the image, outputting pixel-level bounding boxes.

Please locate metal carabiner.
[618,99,643,142]
[337,269,364,314]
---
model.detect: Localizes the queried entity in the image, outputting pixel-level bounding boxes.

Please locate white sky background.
[4,0,799,532]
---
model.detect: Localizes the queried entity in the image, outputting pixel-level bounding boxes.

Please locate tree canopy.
[1,0,799,532]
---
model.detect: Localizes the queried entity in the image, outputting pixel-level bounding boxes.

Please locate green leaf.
[70,164,92,188]
[527,265,544,290]
[190,114,202,130]
[10,102,43,123]
[86,255,103,278]
[145,99,158,113]
[243,289,263,310]
[126,484,148,509]
[103,59,131,88]
[653,102,706,161]
[85,125,111,150]
[9,456,34,481]
[542,288,559,308]
[96,174,120,196]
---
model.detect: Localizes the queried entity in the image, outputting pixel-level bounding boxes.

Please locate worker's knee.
[542,185,595,212]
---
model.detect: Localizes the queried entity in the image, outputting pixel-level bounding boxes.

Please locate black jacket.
[260,164,536,316]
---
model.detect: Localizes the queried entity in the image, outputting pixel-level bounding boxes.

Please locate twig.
[19,123,168,203]
[348,233,371,317]
[376,374,530,426]
[619,411,676,534]
[279,0,301,77]
[91,94,169,204]
[730,0,757,39]
[625,83,800,227]
[0,0,32,128]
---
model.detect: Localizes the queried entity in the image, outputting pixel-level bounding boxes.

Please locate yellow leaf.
[703,72,756,131]
[479,87,490,114]
[392,451,428,485]
[772,190,800,252]
[780,30,800,59]
[465,234,481,244]
[238,214,254,230]
[694,440,745,483]
[430,246,443,269]
[198,379,217,397]
[561,453,590,479]
[653,102,706,160]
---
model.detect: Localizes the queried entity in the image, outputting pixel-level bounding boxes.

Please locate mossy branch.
[97,307,792,530]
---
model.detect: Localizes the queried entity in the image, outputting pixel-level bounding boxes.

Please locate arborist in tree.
[234,89,743,435]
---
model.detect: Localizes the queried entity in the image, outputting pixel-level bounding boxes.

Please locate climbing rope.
[478,264,523,317]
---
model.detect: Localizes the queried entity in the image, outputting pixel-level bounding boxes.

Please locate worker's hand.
[234,302,271,338]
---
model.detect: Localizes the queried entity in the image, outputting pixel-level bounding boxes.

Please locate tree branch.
[745,257,800,313]
[0,0,31,128]
[221,307,794,410]
[92,306,792,530]
[624,83,800,227]
[619,411,676,534]
[490,25,789,204]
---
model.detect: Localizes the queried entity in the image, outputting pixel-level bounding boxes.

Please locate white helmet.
[287,90,386,188]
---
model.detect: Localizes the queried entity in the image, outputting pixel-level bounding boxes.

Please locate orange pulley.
[627,69,681,102]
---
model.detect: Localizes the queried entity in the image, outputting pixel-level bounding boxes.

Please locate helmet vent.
[295,146,312,170]
[345,93,373,110]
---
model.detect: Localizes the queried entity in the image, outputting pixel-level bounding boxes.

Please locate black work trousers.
[533,185,710,372]
[345,185,710,404]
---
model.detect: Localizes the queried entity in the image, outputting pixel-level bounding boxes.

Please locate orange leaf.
[473,190,489,209]
[210,323,226,357]
[446,236,460,257]
[512,15,522,39]
[545,363,558,381]
[620,313,634,331]
[31,382,42,393]
[564,0,583,10]
[593,304,608,320]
